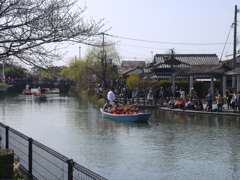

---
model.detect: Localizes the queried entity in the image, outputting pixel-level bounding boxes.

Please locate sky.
[57,0,240,66]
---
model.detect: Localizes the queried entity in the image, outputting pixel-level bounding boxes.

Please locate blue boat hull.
[34,97,47,101]
[33,94,47,101]
[100,108,151,123]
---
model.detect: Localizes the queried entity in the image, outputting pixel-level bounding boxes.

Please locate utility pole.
[101,32,107,89]
[75,56,77,82]
[79,47,81,60]
[233,5,238,69]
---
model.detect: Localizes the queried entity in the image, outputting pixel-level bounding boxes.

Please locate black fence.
[0,123,107,180]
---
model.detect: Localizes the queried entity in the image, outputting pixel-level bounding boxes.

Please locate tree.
[0,0,106,69]
[126,74,141,91]
[60,59,88,90]
[84,40,121,88]
[4,66,27,79]
[41,66,64,78]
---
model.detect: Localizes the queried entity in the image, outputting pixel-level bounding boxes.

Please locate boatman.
[103,100,110,112]
[107,87,115,106]
[26,84,30,91]
[37,86,41,94]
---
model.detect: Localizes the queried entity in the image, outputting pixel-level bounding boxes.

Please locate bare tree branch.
[0,0,106,68]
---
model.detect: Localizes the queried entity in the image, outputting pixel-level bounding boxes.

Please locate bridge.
[9,79,75,93]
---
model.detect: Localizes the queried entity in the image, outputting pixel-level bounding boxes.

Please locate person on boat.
[108,104,113,113]
[37,86,41,94]
[107,87,115,106]
[122,105,128,114]
[41,88,46,93]
[110,106,116,114]
[131,107,139,114]
[103,100,110,112]
[26,84,30,91]
[125,105,132,114]
[112,101,121,114]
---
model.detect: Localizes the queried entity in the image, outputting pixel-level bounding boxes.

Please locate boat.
[42,88,59,94]
[33,93,47,101]
[22,90,32,95]
[100,108,151,123]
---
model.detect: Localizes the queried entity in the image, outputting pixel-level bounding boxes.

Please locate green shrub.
[0,83,7,87]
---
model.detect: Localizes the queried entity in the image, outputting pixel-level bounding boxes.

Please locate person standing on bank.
[231,91,237,112]
[188,88,195,100]
[237,91,240,113]
[216,90,223,112]
[107,87,115,106]
[205,89,213,111]
[159,87,165,100]
[180,87,185,101]
[135,88,141,104]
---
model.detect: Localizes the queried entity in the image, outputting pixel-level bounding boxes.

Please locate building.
[145,54,221,79]
[120,66,144,78]
[144,53,235,97]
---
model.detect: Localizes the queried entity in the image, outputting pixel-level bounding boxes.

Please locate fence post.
[68,159,74,180]
[28,138,33,178]
[5,126,9,149]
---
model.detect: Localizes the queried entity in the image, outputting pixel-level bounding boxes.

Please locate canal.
[0,93,240,180]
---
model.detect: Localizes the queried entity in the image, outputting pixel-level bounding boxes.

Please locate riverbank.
[160,106,240,116]
[116,97,240,116]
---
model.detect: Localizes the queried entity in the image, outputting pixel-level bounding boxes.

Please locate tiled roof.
[122,60,146,68]
[144,54,225,77]
[148,54,219,69]
[120,66,143,75]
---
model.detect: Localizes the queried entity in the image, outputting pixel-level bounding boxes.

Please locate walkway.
[160,103,240,116]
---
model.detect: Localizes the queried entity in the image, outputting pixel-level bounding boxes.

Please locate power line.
[220,25,233,60]
[105,33,233,46]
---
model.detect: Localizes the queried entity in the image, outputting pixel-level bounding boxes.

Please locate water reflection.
[150,109,240,128]
[0,94,240,179]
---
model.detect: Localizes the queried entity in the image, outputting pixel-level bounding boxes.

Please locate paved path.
[116,97,240,116]
[160,103,240,116]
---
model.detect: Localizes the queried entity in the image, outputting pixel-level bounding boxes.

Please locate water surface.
[0,93,240,180]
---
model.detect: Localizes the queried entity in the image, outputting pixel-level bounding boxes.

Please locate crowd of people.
[98,78,240,114]
[164,97,204,111]
[102,86,140,115]
[224,88,240,113]
[103,99,139,115]
[163,87,240,113]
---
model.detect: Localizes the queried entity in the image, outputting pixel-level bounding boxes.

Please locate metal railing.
[0,123,107,180]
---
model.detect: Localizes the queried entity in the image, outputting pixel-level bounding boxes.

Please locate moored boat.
[100,108,151,123]
[22,90,32,95]
[33,93,47,101]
